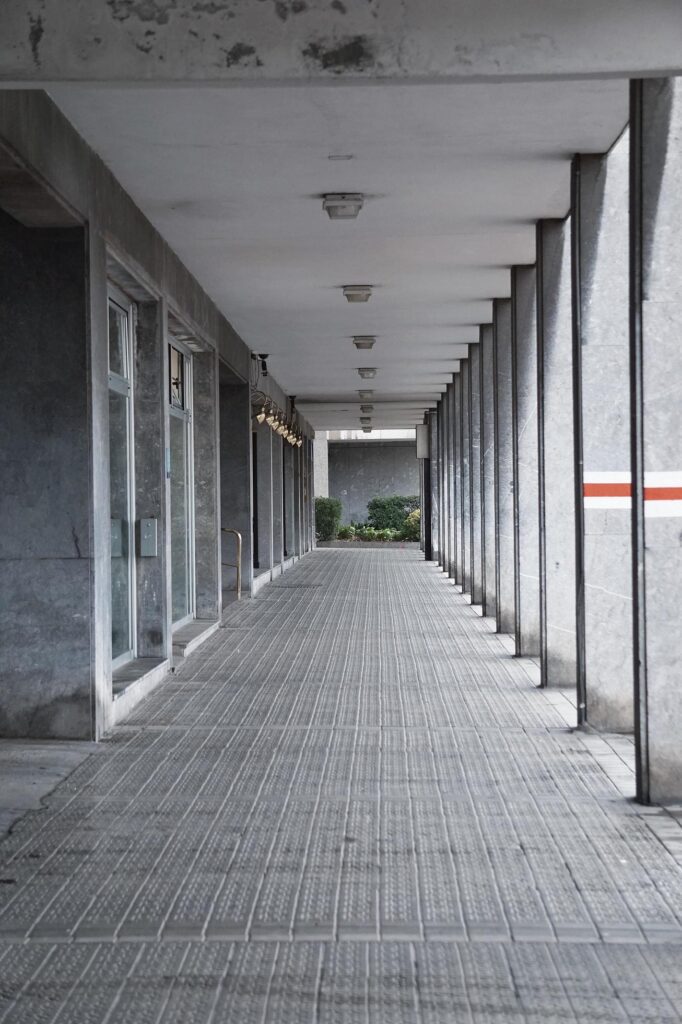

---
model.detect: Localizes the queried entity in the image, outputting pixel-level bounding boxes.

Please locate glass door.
[108,291,136,667]
[169,343,195,626]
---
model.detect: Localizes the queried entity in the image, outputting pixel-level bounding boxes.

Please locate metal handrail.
[221,527,243,601]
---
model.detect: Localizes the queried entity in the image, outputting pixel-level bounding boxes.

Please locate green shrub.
[400,508,421,541]
[337,525,356,540]
[367,495,419,531]
[356,526,378,541]
[315,497,342,541]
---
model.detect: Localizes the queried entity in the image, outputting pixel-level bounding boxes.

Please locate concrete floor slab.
[0,549,681,1021]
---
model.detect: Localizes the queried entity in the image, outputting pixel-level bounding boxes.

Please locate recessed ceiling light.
[357,367,376,379]
[362,427,372,433]
[360,404,373,413]
[358,390,373,399]
[323,193,364,220]
[353,336,376,350]
[328,154,354,161]
[360,416,371,425]
[343,285,372,303]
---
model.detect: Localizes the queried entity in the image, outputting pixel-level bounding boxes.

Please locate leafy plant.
[400,508,421,541]
[367,495,419,532]
[315,497,342,541]
[337,525,356,540]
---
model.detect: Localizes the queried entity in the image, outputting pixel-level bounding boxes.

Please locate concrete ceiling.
[50,79,628,428]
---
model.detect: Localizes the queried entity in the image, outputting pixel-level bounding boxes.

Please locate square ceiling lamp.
[353,336,376,350]
[343,285,372,303]
[323,193,364,219]
[357,367,376,379]
[358,390,373,399]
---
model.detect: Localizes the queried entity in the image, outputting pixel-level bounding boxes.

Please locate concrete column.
[437,397,446,569]
[453,372,464,586]
[283,441,296,559]
[493,298,515,634]
[0,215,93,738]
[293,443,303,557]
[193,349,221,620]
[630,78,682,803]
[219,375,253,598]
[480,325,497,619]
[511,266,541,656]
[469,346,484,605]
[253,421,273,571]
[133,302,167,658]
[304,438,313,551]
[537,219,577,688]
[438,394,447,571]
[446,380,457,579]
[574,132,634,731]
[428,410,440,563]
[460,362,471,594]
[272,434,284,568]
[313,435,328,497]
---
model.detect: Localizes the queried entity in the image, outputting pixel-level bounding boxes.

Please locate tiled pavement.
[1,548,682,1022]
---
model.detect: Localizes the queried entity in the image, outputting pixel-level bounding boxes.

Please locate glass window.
[169,345,185,409]
[109,303,128,379]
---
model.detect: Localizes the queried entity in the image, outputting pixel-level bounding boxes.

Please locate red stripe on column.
[583,483,632,497]
[644,487,682,501]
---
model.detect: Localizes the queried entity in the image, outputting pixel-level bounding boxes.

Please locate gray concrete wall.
[576,133,634,732]
[511,265,541,656]
[0,216,92,738]
[328,441,419,526]
[480,326,497,619]
[631,78,682,803]
[0,90,313,737]
[313,436,329,498]
[494,298,515,635]
[537,218,577,687]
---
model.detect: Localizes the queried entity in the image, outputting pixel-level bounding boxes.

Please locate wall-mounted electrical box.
[139,518,158,557]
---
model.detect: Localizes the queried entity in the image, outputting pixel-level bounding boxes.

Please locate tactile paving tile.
[0,549,681,1022]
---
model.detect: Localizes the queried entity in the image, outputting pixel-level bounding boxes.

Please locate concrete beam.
[2,1,682,83]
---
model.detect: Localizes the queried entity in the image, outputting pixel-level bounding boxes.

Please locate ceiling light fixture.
[358,390,373,399]
[323,193,364,220]
[357,367,377,379]
[360,404,373,413]
[353,336,376,350]
[265,406,276,426]
[360,417,371,425]
[343,285,372,303]
[362,427,372,434]
[255,405,267,424]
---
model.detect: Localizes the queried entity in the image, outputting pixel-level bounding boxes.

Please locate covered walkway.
[1,548,681,1021]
